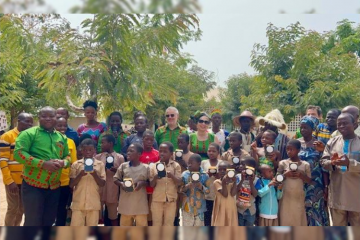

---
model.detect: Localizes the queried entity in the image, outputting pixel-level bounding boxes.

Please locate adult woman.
[298,116,330,226]
[77,100,107,145]
[97,111,129,153]
[189,112,220,160]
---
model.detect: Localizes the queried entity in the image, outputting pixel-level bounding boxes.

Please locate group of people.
[1,100,360,229]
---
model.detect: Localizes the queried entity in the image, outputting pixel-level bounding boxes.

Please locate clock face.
[85,158,94,166]
[227,170,235,178]
[175,151,183,157]
[124,180,132,187]
[232,157,240,164]
[276,174,284,182]
[266,146,274,153]
[290,163,298,171]
[209,168,217,173]
[157,163,165,171]
[191,173,200,181]
[245,168,253,175]
[106,156,114,163]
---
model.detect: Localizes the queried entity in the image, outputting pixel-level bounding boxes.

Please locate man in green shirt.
[155,106,188,150]
[14,106,70,226]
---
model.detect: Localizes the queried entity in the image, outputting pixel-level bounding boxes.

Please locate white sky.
[49,1,360,86]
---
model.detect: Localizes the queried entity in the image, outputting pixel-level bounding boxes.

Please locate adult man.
[331,105,360,138]
[155,107,188,150]
[209,109,229,151]
[321,113,360,226]
[0,113,33,226]
[315,109,341,145]
[14,106,71,226]
[233,110,256,152]
[56,107,80,146]
[294,105,322,139]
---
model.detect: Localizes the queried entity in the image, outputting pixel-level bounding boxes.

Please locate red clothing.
[140,148,160,194]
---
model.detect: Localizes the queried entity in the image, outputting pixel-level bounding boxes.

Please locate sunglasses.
[166,114,175,118]
[198,119,210,125]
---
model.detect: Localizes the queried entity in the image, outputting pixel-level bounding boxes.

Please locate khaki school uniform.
[321,135,360,226]
[95,152,124,220]
[114,162,149,226]
[70,158,106,226]
[221,149,250,163]
[149,160,182,226]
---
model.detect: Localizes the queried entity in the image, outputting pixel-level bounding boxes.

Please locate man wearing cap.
[233,111,256,152]
[155,107,188,150]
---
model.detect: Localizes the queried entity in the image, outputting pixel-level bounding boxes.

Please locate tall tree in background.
[241,20,360,121]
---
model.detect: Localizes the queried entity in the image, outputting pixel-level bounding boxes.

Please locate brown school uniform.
[95,152,124,220]
[173,151,194,172]
[211,179,238,226]
[277,159,311,226]
[70,158,106,226]
[321,135,360,226]
[113,161,149,226]
[221,149,250,163]
[149,160,182,226]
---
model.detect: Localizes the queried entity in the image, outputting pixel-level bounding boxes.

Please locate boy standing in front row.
[95,134,124,226]
[69,139,106,226]
[114,143,149,226]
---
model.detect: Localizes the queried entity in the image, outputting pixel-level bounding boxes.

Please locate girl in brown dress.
[277,140,311,226]
[211,161,238,226]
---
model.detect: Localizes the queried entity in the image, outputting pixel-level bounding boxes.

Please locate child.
[69,139,106,226]
[95,134,124,226]
[278,139,311,226]
[139,130,159,225]
[256,164,283,226]
[222,132,250,166]
[211,161,238,226]
[181,154,210,226]
[114,143,149,226]
[149,142,182,226]
[173,133,193,226]
[251,130,280,171]
[55,117,77,226]
[175,133,194,172]
[236,156,259,226]
[200,142,223,226]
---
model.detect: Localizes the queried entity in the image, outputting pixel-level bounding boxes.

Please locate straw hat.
[256,109,287,131]
[233,110,256,127]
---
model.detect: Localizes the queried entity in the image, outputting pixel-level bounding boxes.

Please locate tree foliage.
[239,20,360,121]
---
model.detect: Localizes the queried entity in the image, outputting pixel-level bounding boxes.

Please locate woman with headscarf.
[298,116,330,226]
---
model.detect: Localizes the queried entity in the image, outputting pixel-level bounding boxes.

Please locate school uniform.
[70,158,106,226]
[221,149,250,163]
[114,161,149,226]
[95,151,124,220]
[149,160,182,226]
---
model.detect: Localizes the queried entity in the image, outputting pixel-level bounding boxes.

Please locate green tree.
[241,20,360,121]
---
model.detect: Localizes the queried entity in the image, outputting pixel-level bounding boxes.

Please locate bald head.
[342,106,359,120]
[56,108,69,120]
[17,113,33,132]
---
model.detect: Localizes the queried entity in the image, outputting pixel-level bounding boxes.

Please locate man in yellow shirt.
[0,112,33,226]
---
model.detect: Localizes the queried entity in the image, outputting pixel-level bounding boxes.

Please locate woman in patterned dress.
[298,116,330,226]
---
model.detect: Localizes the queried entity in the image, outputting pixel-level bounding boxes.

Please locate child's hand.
[134,181,145,191]
[119,182,127,191]
[283,170,294,179]
[268,178,277,187]
[78,170,87,178]
[314,141,325,152]
[251,141,257,151]
[90,170,99,178]
[268,151,278,161]
[110,166,118,173]
[166,171,175,179]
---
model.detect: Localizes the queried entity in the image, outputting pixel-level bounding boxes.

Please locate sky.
[46,1,360,86]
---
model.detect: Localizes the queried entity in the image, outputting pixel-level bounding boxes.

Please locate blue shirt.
[66,126,80,147]
[181,169,210,220]
[255,178,283,219]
